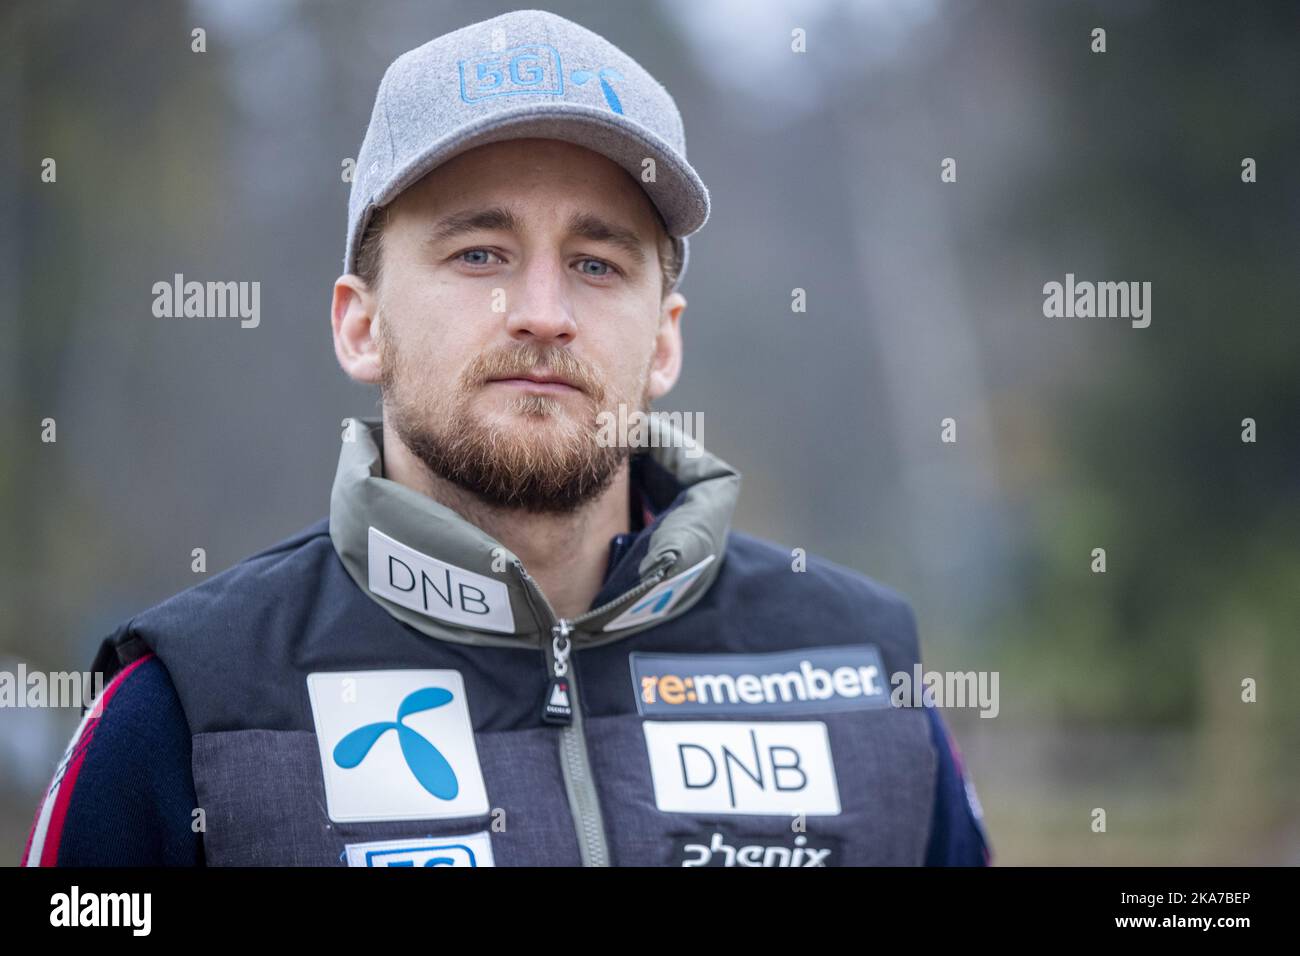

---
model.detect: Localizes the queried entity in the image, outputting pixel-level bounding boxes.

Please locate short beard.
[378,321,649,514]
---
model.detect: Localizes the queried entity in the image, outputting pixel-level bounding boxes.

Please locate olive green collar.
[328,415,742,647]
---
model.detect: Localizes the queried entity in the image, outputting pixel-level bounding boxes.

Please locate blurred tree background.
[1,0,1296,864]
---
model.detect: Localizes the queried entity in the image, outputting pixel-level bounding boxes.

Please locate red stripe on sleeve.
[23,652,156,866]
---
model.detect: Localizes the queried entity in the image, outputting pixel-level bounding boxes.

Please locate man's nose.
[502,257,578,343]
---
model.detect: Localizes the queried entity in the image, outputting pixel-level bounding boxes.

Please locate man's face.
[364,138,682,513]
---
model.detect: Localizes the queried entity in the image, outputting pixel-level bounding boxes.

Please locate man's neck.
[380,418,630,621]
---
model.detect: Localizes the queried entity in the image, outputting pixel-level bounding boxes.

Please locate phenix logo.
[680,831,834,867]
[333,688,459,799]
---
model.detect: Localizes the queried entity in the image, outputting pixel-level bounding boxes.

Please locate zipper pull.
[542,619,574,725]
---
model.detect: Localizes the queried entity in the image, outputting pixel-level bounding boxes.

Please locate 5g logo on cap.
[459,44,563,102]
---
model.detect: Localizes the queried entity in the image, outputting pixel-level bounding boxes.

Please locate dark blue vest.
[91,418,939,866]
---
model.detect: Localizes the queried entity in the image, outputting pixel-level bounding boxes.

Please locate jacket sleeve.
[21,646,205,867]
[923,705,992,866]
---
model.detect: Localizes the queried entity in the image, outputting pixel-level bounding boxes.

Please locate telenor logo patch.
[307,670,489,823]
[630,645,890,716]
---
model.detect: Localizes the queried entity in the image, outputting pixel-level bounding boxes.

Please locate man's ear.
[332,274,383,384]
[647,291,686,401]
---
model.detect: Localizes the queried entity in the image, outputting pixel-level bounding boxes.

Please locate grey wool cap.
[345,8,709,291]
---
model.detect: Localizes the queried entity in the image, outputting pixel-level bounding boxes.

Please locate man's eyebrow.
[426,206,525,245]
[424,206,649,267]
[564,211,648,266]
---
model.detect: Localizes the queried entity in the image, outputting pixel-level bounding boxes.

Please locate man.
[24,9,989,867]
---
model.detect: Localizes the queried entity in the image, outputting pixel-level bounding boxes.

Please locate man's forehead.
[406,138,632,198]
[398,138,658,222]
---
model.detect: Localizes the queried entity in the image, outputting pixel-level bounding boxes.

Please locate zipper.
[526,551,678,725]
[541,618,574,724]
[513,552,677,867]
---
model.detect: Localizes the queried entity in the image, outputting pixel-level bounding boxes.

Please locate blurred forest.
[1,0,1297,864]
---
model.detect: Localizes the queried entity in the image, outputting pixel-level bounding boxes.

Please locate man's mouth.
[486,370,582,394]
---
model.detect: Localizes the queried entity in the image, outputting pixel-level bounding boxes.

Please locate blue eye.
[460,249,497,266]
[578,258,611,277]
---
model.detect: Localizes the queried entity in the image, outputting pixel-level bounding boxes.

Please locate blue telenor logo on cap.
[571,67,624,114]
[332,687,460,799]
[459,44,625,114]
